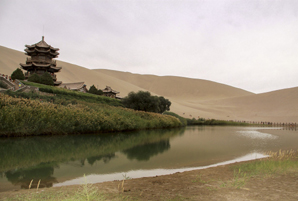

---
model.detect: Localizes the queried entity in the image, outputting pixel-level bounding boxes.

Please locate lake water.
[1,126,297,192]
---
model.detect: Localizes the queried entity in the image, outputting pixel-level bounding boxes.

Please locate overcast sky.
[1,0,298,93]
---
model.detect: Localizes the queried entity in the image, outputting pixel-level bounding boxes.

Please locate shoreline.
[1,149,297,200]
[53,152,268,188]
[1,128,298,200]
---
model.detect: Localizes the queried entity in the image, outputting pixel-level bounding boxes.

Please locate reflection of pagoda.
[20,36,62,86]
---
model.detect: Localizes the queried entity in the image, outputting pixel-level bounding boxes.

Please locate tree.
[157,96,171,113]
[122,91,171,113]
[40,72,54,86]
[11,68,25,80]
[88,85,103,95]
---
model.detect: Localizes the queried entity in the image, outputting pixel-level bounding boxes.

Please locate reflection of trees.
[122,140,170,161]
[0,127,185,172]
[5,163,58,189]
[87,153,116,166]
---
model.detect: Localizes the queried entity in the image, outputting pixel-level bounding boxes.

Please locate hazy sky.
[1,0,298,93]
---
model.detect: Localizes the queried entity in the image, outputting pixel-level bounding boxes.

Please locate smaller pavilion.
[102,86,119,99]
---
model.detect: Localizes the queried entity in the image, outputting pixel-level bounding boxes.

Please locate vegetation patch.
[232,149,298,177]
[0,93,181,137]
[217,149,298,189]
[164,112,249,126]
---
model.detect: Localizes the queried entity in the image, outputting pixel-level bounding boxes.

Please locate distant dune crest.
[0,45,297,123]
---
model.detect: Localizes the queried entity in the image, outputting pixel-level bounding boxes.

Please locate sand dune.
[0,45,297,123]
[96,69,253,100]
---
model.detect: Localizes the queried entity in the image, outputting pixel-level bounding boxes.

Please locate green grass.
[232,150,298,177]
[219,149,298,189]
[17,81,123,107]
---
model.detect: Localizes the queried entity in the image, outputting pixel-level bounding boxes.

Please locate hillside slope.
[1,45,297,123]
[95,69,253,101]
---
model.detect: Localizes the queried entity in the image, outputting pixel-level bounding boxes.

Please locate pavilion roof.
[102,86,119,94]
[20,62,62,72]
[24,36,60,53]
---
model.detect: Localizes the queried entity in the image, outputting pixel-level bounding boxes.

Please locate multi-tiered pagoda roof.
[20,36,62,85]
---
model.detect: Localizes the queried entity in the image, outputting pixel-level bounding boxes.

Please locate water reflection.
[87,153,116,166]
[5,163,58,190]
[0,128,183,192]
[123,140,170,161]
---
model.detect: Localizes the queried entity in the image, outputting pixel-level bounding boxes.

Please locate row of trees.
[11,68,54,85]
[122,91,171,114]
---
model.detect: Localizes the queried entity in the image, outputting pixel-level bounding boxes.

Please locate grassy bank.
[0,93,181,137]
[16,81,123,107]
[164,111,249,126]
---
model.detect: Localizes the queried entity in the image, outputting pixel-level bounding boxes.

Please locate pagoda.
[20,36,62,85]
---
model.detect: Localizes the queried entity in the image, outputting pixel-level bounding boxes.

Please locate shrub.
[11,68,25,80]
[28,73,41,83]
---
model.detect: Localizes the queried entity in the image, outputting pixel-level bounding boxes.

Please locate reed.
[28,180,33,189]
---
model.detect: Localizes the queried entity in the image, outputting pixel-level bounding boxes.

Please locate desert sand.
[1,45,297,123]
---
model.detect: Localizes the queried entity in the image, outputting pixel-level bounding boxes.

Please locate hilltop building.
[20,36,62,86]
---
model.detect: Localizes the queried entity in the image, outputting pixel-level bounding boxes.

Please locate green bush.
[11,68,25,80]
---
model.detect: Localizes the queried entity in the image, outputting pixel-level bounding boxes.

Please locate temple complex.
[20,36,62,85]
